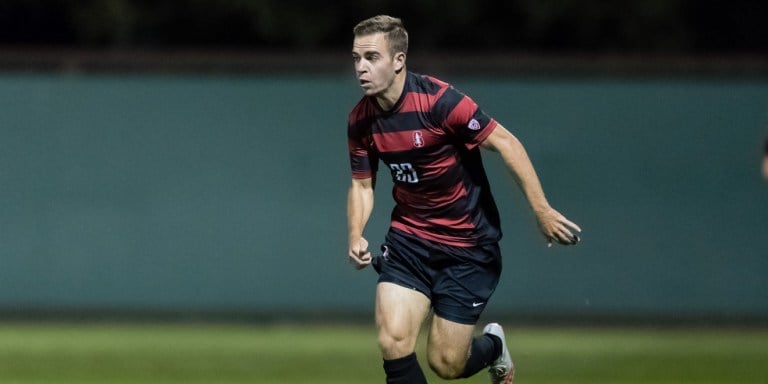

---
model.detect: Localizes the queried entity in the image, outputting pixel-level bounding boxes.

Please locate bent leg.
[426,315,475,379]
[427,315,502,380]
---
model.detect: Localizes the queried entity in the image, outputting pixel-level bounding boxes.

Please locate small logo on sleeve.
[467,119,481,130]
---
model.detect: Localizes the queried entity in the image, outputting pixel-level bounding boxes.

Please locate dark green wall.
[1,73,767,321]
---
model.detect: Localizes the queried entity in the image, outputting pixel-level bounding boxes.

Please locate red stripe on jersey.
[418,148,457,179]
[373,130,441,153]
[431,215,475,229]
[444,96,479,131]
[373,131,418,153]
[425,75,449,88]
[351,169,372,179]
[391,222,476,247]
[348,97,376,127]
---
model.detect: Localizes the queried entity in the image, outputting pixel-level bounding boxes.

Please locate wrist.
[531,201,551,215]
[348,233,363,245]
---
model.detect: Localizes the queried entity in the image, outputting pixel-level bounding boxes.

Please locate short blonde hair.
[353,15,409,56]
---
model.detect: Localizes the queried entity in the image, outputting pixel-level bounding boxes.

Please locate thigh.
[375,282,431,359]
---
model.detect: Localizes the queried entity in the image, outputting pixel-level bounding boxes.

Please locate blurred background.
[1,0,767,327]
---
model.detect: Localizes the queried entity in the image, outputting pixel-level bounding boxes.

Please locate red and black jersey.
[348,72,501,247]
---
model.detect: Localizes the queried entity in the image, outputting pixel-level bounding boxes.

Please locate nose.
[355,59,367,75]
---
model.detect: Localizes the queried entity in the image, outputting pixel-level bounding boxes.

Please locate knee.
[428,350,466,380]
[378,327,416,358]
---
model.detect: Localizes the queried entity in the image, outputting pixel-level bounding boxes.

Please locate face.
[352,33,404,97]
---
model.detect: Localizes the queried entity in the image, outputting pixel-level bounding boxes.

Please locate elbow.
[350,177,375,193]
[491,133,522,156]
[481,124,521,154]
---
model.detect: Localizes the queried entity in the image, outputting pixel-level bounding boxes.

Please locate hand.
[348,236,372,269]
[535,207,582,247]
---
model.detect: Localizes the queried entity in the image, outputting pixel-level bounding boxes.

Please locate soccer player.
[346,15,581,384]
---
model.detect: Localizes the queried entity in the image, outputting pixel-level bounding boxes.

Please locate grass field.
[1,323,766,383]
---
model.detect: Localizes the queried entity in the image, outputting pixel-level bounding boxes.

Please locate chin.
[360,84,381,96]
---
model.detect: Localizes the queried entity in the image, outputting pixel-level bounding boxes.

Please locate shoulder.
[348,97,377,127]
[411,73,472,112]
[409,72,451,96]
[414,75,475,123]
[403,72,462,120]
[349,97,372,121]
[348,97,377,140]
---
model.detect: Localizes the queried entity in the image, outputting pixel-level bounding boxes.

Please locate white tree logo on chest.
[413,131,425,148]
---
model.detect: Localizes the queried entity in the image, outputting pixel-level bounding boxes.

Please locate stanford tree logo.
[413,131,425,148]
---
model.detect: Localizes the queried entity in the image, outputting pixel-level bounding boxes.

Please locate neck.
[376,70,407,111]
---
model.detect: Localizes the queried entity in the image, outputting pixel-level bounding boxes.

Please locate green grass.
[0,323,766,383]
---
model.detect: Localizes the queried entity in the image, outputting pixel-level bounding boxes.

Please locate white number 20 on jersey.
[389,162,419,183]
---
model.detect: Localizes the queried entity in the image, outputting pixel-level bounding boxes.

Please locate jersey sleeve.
[434,85,498,150]
[348,119,378,179]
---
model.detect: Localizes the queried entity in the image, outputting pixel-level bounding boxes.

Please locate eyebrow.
[352,47,381,55]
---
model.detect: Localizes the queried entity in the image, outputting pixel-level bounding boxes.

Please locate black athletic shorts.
[372,228,502,325]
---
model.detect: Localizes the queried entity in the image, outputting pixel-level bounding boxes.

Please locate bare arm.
[347,176,375,268]
[481,123,581,246]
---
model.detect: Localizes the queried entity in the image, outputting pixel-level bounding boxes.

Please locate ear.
[393,52,406,73]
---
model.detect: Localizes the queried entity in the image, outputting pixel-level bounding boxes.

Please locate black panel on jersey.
[349,116,377,139]
[430,86,465,127]
[375,112,432,133]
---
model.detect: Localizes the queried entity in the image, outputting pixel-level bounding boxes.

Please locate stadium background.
[1,1,767,325]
